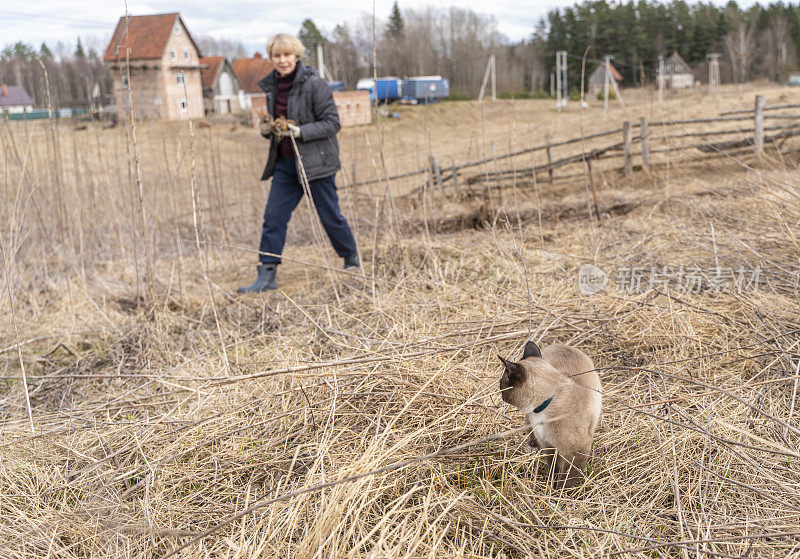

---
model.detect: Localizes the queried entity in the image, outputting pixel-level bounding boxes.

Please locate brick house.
[232,53,274,118]
[332,91,371,127]
[199,56,244,114]
[103,13,204,120]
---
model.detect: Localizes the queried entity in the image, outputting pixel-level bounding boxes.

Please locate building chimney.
[253,52,262,59]
[1,84,6,97]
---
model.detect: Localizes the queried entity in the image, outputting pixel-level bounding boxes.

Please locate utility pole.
[707,53,720,96]
[658,55,665,103]
[603,54,611,111]
[478,54,496,101]
[316,43,328,81]
[491,54,496,101]
[555,51,567,111]
[603,55,626,110]
[609,69,626,109]
[555,52,562,111]
[561,51,568,108]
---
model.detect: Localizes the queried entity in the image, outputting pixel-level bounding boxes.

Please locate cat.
[499,340,602,488]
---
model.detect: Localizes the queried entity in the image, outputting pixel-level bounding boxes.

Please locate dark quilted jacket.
[257,61,341,182]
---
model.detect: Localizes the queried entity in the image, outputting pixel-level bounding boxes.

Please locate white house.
[663,52,694,89]
[199,56,244,114]
[0,84,34,113]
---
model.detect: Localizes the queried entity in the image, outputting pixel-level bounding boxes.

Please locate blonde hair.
[267,34,306,58]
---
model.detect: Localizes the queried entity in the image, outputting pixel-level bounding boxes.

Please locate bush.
[532,89,551,99]
[498,90,532,99]
[445,91,471,101]
[596,89,616,100]
[569,87,582,101]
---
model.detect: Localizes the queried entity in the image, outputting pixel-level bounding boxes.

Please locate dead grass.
[1,83,800,557]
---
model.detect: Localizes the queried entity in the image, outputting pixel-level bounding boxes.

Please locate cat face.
[499,356,535,409]
[498,341,544,409]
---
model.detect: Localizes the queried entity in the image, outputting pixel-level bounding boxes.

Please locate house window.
[176,73,184,85]
[121,75,128,87]
[183,49,190,61]
[170,49,177,62]
[179,98,188,112]
[173,22,181,34]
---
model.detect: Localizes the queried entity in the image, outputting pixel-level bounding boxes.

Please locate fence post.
[430,155,444,197]
[754,94,765,156]
[451,157,460,199]
[623,120,633,177]
[545,133,553,184]
[352,162,357,188]
[640,117,650,173]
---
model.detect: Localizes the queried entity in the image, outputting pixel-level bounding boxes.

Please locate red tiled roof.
[199,56,223,88]
[103,13,201,62]
[233,53,274,93]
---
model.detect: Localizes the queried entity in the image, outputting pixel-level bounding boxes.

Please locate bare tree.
[724,8,759,83]
[196,35,248,60]
[768,15,794,81]
[326,23,364,86]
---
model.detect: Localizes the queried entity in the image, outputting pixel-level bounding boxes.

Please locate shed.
[0,84,34,113]
[200,56,243,114]
[332,90,371,127]
[588,61,623,95]
[402,76,449,102]
[663,51,694,89]
[356,77,402,103]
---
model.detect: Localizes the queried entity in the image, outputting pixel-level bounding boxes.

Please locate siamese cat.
[499,340,602,488]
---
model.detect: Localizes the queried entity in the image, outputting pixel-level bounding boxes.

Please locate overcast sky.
[1,0,620,55]
[4,0,758,56]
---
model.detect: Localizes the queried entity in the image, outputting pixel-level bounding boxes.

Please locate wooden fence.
[350,96,800,200]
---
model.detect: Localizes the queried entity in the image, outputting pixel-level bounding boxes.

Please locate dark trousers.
[259,157,357,264]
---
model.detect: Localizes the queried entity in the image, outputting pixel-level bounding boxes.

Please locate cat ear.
[522,340,542,360]
[498,355,525,384]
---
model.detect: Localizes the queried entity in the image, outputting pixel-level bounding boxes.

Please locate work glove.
[287,123,301,139]
[258,118,271,138]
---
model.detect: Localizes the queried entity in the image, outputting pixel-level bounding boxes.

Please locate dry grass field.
[2,82,800,558]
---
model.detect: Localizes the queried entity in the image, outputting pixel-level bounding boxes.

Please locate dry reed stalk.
[122,4,155,297]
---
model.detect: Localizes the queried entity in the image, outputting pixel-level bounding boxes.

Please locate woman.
[238,34,359,293]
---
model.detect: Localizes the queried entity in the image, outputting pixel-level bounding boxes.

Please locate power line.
[564,51,660,72]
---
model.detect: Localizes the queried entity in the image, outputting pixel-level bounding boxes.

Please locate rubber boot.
[344,253,361,269]
[237,264,278,293]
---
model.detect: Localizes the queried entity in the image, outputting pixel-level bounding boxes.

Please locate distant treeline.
[1,1,799,108]
[545,1,800,88]
[317,1,800,96]
[0,40,113,110]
